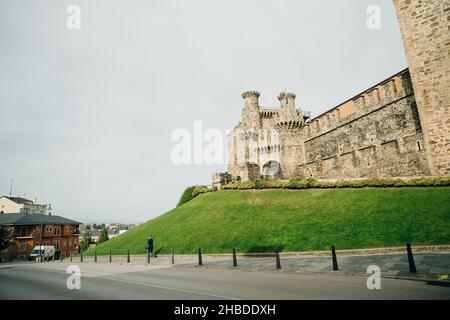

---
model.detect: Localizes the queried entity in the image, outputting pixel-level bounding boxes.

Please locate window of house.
[63,239,68,247]
[53,241,60,250]
[69,239,73,246]
[19,243,27,251]
[20,227,27,237]
[54,227,60,236]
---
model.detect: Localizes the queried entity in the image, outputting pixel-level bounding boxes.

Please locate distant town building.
[79,223,137,242]
[0,213,81,259]
[90,230,100,243]
[107,227,129,239]
[0,196,48,215]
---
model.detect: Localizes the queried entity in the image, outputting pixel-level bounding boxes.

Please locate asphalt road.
[0,262,449,300]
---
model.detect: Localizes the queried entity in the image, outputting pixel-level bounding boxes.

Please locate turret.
[241,90,262,128]
[277,92,296,110]
[274,92,306,179]
[275,91,303,128]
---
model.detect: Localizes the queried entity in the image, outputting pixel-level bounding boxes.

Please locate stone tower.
[393,0,450,176]
[241,91,262,129]
[274,92,305,178]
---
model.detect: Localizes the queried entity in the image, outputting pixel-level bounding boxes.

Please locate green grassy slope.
[87,187,450,255]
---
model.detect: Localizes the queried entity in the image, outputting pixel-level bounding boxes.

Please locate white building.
[0,196,48,215]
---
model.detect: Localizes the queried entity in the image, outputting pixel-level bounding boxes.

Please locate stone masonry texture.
[212,0,449,185]
[393,0,450,176]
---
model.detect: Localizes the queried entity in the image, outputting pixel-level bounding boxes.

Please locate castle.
[213,0,449,187]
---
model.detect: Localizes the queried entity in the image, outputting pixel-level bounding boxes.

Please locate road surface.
[0,262,449,299]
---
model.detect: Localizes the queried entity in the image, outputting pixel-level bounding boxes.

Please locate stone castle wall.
[393,0,450,176]
[213,0,449,186]
[221,69,432,184]
[299,69,430,179]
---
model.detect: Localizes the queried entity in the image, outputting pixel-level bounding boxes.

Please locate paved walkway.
[39,251,450,283]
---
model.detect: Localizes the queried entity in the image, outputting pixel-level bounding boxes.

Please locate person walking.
[146,235,154,258]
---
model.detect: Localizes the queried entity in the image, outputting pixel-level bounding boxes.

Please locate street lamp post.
[38,204,51,263]
[39,213,43,262]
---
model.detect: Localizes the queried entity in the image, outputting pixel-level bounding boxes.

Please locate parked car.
[28,246,55,261]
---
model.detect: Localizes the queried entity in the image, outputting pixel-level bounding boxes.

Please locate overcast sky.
[0,0,408,224]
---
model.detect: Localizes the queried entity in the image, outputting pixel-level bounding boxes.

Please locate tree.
[0,226,13,251]
[79,229,92,251]
[98,228,109,244]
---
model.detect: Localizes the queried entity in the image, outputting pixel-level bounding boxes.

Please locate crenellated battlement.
[241,90,260,99]
[220,68,431,184]
[260,108,279,119]
[274,120,302,130]
[214,1,448,186]
[277,92,296,101]
[306,69,413,141]
[256,145,280,154]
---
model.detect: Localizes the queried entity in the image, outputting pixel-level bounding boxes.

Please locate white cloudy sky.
[0,0,407,223]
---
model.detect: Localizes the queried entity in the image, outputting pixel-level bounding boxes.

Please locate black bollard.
[80,252,83,262]
[109,250,112,263]
[147,250,150,264]
[171,248,174,264]
[127,250,130,263]
[275,251,281,269]
[406,243,417,273]
[70,252,72,262]
[331,245,339,271]
[94,251,97,262]
[198,248,203,266]
[232,248,238,267]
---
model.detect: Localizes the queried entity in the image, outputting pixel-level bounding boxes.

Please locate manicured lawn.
[86,187,450,255]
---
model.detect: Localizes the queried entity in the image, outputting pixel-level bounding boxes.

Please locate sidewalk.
[173,252,450,281]
[63,248,450,285]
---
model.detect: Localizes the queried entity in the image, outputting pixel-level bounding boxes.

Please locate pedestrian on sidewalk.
[146,235,154,257]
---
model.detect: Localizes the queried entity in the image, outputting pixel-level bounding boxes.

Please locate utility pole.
[9,179,14,196]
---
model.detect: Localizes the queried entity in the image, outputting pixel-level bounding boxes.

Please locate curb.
[425,280,450,287]
[78,245,450,259]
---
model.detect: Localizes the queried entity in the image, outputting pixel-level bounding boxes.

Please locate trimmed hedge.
[222,177,450,190]
[177,186,197,207]
[179,177,450,207]
[192,186,211,197]
[178,185,217,207]
[222,181,255,190]
[255,179,288,189]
